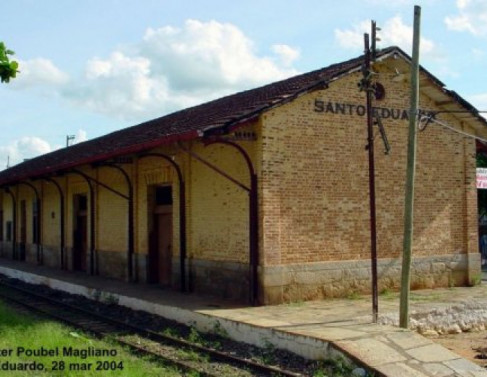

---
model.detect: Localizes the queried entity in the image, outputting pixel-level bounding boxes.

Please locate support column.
[463,124,481,284]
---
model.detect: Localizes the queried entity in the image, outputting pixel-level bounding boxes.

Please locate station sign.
[477,168,487,189]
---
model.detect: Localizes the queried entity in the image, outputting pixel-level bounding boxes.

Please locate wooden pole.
[400,5,421,329]
[364,33,379,323]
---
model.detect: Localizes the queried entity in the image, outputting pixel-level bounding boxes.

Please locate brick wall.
[0,59,481,305]
[259,64,479,303]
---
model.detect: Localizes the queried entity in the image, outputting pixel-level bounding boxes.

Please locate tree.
[0,42,19,83]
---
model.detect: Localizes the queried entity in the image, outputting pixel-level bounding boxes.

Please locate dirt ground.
[426,330,487,368]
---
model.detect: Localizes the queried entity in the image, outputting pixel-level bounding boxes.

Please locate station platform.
[1,257,487,377]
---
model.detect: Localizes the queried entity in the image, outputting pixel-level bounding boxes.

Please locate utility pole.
[362,30,379,323]
[66,135,75,147]
[371,21,380,60]
[400,5,421,329]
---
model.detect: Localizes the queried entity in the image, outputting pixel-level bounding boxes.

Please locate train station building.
[0,46,485,305]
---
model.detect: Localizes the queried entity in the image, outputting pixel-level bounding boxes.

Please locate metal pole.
[400,5,421,329]
[364,33,379,323]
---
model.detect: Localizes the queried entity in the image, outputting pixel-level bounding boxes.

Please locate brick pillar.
[463,126,480,285]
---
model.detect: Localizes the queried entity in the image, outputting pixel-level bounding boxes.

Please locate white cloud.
[66,52,160,117]
[74,129,88,144]
[335,16,437,58]
[63,19,299,120]
[10,58,69,89]
[271,44,300,66]
[0,136,55,169]
[469,93,487,113]
[141,20,297,88]
[472,48,486,59]
[5,20,299,122]
[445,0,487,36]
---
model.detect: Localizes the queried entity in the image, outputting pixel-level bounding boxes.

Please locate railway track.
[0,280,304,377]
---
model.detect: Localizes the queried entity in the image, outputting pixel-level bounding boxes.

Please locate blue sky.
[1,0,486,168]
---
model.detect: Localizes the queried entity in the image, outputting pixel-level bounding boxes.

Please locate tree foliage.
[477,152,487,168]
[0,42,19,83]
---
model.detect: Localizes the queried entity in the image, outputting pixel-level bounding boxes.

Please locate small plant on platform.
[311,358,375,377]
[410,292,442,302]
[312,357,366,377]
[162,327,179,338]
[102,293,119,305]
[257,339,277,365]
[469,273,482,286]
[287,299,305,307]
[210,320,228,338]
[188,326,204,344]
[346,290,361,300]
[312,368,327,377]
[448,273,455,289]
[379,288,396,300]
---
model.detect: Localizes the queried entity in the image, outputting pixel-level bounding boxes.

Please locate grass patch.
[346,291,361,300]
[0,300,181,376]
[409,293,442,302]
[379,288,397,300]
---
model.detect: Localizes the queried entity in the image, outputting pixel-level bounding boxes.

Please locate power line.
[420,115,487,143]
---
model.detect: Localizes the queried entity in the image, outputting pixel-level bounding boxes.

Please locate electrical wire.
[419,115,487,143]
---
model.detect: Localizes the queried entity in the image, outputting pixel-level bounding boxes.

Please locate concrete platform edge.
[0,265,336,362]
[2,264,487,377]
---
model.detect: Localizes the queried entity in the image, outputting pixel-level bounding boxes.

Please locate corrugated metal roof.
[0,46,484,185]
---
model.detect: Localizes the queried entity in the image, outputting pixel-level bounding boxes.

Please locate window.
[155,186,173,205]
[78,195,88,211]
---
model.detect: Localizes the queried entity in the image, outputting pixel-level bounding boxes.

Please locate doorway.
[148,186,173,285]
[73,194,88,272]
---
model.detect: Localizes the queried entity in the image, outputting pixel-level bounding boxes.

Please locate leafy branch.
[0,42,19,83]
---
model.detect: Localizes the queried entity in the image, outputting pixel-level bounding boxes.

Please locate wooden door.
[73,214,87,271]
[148,186,173,285]
[149,208,173,285]
[156,212,172,285]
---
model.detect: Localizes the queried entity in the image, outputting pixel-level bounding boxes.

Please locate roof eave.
[0,130,200,186]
